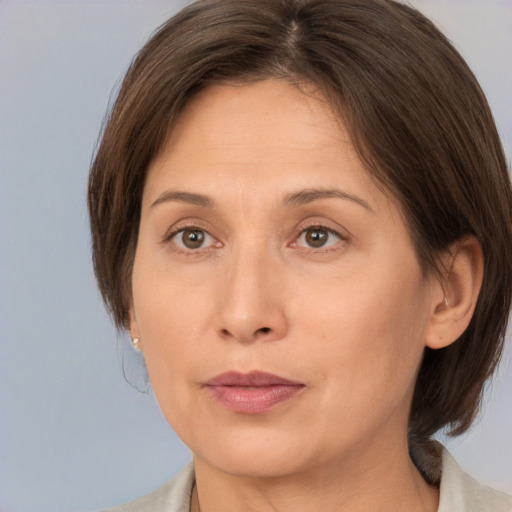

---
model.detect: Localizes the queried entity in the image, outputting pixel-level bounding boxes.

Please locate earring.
[444,297,449,307]
[132,337,141,352]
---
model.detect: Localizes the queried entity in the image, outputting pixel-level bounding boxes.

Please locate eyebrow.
[150,190,213,209]
[283,188,374,213]
[150,187,373,213]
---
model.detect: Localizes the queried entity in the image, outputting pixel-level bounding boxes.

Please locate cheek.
[132,240,214,339]
[130,261,210,410]
[293,263,429,412]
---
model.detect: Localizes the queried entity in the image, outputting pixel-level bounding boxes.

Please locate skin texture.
[129,80,483,512]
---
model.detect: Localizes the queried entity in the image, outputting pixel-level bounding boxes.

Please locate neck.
[191,438,439,512]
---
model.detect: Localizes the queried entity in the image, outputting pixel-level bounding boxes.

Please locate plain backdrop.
[0,1,511,511]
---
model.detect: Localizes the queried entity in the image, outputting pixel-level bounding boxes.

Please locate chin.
[203,449,307,479]
[188,424,328,479]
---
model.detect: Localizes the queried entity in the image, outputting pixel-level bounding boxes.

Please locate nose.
[215,246,288,344]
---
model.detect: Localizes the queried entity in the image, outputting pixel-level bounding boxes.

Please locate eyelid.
[163,218,210,240]
[288,220,350,252]
[172,228,216,250]
[161,218,348,253]
[162,221,222,252]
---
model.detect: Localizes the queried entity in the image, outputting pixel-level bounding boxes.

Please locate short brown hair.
[88,0,512,442]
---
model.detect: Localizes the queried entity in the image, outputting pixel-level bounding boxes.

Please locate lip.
[205,371,305,414]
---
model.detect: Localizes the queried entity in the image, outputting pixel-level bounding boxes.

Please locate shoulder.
[98,462,195,512]
[439,447,512,512]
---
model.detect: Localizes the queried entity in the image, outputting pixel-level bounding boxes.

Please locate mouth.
[204,371,305,414]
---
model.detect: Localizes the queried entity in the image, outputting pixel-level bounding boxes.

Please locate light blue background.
[0,1,510,511]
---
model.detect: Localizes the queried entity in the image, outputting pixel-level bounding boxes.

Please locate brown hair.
[88,0,512,442]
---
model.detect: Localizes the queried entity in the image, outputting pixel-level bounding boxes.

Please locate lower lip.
[206,385,304,414]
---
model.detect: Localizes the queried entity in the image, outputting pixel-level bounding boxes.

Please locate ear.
[425,236,484,350]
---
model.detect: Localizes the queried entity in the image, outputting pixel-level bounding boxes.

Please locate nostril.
[219,326,272,341]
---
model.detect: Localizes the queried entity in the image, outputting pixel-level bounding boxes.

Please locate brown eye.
[297,226,341,249]
[305,228,329,247]
[170,228,215,250]
[181,229,205,249]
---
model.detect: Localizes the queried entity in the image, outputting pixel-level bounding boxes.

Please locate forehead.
[161,80,345,167]
[143,79,399,220]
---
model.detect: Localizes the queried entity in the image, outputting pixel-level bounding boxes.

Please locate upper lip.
[206,371,304,387]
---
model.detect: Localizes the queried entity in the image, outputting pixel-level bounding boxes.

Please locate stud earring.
[444,297,449,307]
[132,337,141,352]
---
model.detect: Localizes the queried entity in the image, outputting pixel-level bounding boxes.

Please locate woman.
[88,0,512,510]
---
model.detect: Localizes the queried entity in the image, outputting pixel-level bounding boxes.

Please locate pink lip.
[205,371,305,414]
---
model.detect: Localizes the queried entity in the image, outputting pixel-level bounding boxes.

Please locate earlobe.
[425,236,484,350]
[129,307,142,352]
[131,337,142,352]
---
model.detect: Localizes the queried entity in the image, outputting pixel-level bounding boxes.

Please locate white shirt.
[100,446,512,512]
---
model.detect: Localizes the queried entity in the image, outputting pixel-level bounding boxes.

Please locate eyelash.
[163,223,220,255]
[163,223,346,254]
[291,225,345,253]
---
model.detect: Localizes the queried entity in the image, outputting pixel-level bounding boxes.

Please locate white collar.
[101,446,512,512]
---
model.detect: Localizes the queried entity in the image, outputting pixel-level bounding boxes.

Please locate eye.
[295,226,342,249]
[170,228,216,250]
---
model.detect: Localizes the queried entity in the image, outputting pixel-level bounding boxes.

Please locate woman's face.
[130,79,436,478]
